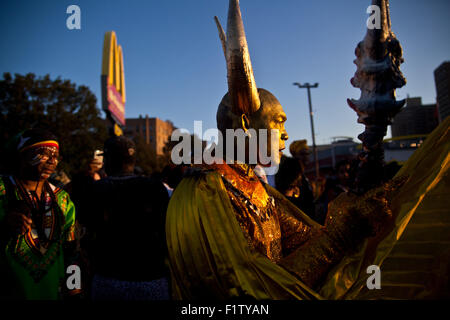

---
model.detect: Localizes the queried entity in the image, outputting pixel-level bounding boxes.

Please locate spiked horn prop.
[215,0,261,116]
[349,0,406,192]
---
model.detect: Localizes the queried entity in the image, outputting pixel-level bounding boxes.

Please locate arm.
[0,178,32,248]
[58,191,83,298]
[280,178,404,289]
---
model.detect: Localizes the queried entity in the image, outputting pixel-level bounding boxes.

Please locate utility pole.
[293,82,320,179]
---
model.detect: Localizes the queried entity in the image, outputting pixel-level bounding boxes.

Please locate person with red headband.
[0,128,77,299]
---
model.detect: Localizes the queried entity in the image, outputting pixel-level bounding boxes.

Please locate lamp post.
[293,82,320,180]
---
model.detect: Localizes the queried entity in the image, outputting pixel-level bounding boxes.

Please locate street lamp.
[293,82,320,180]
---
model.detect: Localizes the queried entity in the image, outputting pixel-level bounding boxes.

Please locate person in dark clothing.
[68,149,106,298]
[325,160,352,201]
[160,164,187,197]
[316,160,353,225]
[70,149,106,226]
[284,140,317,221]
[87,136,170,300]
[275,156,316,221]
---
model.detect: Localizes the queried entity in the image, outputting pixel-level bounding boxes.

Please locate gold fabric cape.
[166,117,449,300]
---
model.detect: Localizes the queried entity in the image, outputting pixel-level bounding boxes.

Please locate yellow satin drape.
[320,117,450,299]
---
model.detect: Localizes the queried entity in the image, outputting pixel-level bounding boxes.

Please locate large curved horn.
[214,16,227,58]
[224,0,261,115]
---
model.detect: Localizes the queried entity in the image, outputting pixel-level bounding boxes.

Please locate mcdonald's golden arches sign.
[101,31,126,126]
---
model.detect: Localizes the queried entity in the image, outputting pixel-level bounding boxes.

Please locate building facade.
[434,61,450,122]
[390,97,438,138]
[304,137,359,176]
[124,115,175,156]
[383,136,424,163]
[303,135,423,177]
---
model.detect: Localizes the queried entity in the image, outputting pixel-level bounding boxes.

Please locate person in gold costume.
[166,0,449,300]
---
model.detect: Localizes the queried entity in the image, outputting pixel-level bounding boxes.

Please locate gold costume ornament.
[165,0,450,300]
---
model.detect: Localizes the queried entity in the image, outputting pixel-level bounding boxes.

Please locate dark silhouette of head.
[103,136,136,176]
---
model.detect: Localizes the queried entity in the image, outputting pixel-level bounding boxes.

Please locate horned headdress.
[214,0,261,116]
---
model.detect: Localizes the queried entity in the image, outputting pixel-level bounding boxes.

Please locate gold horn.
[224,0,261,115]
[214,16,227,58]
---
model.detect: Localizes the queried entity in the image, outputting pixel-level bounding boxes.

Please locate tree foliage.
[0,72,108,177]
[133,134,161,175]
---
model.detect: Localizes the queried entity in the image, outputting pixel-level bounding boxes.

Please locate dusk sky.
[1,0,449,147]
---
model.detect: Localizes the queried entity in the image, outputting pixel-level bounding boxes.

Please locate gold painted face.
[248,89,289,166]
[216,88,289,166]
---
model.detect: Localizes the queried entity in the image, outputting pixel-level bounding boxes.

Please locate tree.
[0,72,108,177]
[133,134,160,175]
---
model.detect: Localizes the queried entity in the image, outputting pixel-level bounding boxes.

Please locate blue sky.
[1,0,449,147]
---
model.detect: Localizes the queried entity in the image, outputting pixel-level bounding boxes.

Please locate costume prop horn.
[215,0,261,115]
[214,16,227,58]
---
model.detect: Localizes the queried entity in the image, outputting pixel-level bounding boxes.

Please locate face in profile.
[249,89,289,166]
[298,151,310,166]
[20,146,59,181]
[90,150,104,172]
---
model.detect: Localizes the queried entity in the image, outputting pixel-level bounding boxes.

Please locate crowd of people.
[272,139,402,226]
[0,128,175,300]
[1,0,443,301]
[0,125,405,300]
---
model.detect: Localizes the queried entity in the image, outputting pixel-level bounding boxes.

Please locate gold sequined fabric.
[281,178,406,289]
[191,162,400,291]
[210,163,313,263]
[222,177,283,262]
